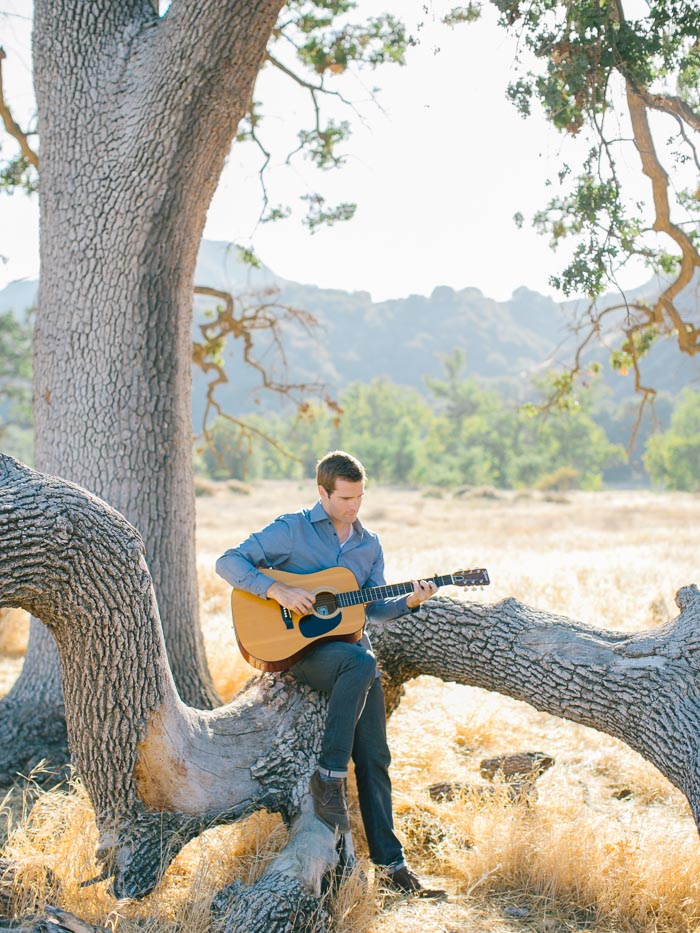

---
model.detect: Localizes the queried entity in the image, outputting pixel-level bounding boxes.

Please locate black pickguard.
[298,608,343,639]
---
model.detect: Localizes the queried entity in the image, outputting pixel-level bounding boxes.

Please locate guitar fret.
[305,570,485,613]
[349,575,455,606]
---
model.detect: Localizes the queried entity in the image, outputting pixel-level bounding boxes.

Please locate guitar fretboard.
[335,574,454,608]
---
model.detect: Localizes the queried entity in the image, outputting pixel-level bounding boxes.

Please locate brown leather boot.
[310,770,350,833]
[385,865,447,899]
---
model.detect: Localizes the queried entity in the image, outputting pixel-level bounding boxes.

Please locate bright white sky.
[0,0,657,302]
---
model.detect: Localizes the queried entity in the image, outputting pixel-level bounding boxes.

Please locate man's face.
[318,478,365,526]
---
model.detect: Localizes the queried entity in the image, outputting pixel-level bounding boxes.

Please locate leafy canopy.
[492,0,700,408]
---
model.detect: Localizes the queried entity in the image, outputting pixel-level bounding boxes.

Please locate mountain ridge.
[1,239,697,422]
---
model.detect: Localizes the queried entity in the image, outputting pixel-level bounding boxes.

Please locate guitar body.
[230,564,489,673]
[231,566,366,673]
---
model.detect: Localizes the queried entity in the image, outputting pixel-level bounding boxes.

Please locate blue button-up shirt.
[216,500,412,626]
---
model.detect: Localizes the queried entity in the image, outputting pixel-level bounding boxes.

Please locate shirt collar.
[310,500,364,537]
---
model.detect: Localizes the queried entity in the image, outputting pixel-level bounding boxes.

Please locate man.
[216,450,444,897]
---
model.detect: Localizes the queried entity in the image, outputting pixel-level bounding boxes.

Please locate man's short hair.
[316,450,366,495]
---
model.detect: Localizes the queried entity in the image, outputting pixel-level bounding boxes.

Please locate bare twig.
[191,284,333,464]
[639,88,700,137]
[465,862,503,897]
[266,52,355,109]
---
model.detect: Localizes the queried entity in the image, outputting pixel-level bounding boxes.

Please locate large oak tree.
[2,454,700,929]
[0,0,697,797]
[0,0,411,777]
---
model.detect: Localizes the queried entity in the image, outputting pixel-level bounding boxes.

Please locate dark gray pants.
[291,640,405,868]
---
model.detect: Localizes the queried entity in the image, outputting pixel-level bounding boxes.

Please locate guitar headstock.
[451,568,490,587]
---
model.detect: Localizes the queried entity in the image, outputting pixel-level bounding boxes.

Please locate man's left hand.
[406,579,438,609]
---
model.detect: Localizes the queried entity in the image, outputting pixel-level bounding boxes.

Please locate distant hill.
[0,279,37,320]
[189,243,699,419]
[2,239,698,427]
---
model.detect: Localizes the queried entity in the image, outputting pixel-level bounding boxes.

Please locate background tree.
[424,349,490,426]
[494,0,700,414]
[0,307,32,462]
[197,366,626,491]
[593,390,675,484]
[424,349,515,486]
[644,389,700,490]
[329,378,432,484]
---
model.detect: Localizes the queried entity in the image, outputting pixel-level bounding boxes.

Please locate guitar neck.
[336,574,454,608]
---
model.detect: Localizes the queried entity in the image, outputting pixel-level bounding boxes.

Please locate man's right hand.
[266,581,316,615]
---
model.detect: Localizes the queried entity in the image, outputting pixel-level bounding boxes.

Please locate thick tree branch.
[604,0,700,355]
[640,89,700,137]
[0,453,341,914]
[374,585,700,824]
[625,82,700,354]
[0,48,38,169]
[3,453,700,924]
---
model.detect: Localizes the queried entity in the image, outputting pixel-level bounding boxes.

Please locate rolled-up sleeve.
[216,518,294,598]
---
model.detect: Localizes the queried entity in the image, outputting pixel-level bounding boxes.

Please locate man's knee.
[330,643,377,689]
[291,641,374,689]
[346,647,378,685]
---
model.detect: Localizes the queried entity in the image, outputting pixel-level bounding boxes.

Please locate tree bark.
[372,586,700,825]
[0,622,68,783]
[2,454,700,928]
[0,0,286,778]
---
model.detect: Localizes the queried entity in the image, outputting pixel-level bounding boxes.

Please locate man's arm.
[216,518,291,598]
[364,546,437,624]
[215,519,316,615]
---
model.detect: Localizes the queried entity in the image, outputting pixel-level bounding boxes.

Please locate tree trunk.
[3,455,700,929]
[0,0,285,778]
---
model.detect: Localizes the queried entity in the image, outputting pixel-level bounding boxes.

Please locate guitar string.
[335,574,455,608]
[312,571,487,611]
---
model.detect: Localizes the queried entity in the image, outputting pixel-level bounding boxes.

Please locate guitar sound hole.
[313,591,339,618]
[299,591,341,640]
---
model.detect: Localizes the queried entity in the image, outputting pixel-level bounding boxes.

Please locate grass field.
[1,481,700,931]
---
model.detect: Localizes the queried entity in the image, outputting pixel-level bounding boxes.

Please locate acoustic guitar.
[231,565,490,672]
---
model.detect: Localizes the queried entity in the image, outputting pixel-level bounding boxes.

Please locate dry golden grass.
[0,609,28,658]
[0,610,29,700]
[2,481,700,931]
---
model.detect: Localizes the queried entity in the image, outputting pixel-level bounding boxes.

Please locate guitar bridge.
[280,606,294,630]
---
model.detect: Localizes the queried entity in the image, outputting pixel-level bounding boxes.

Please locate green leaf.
[301,194,356,231]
